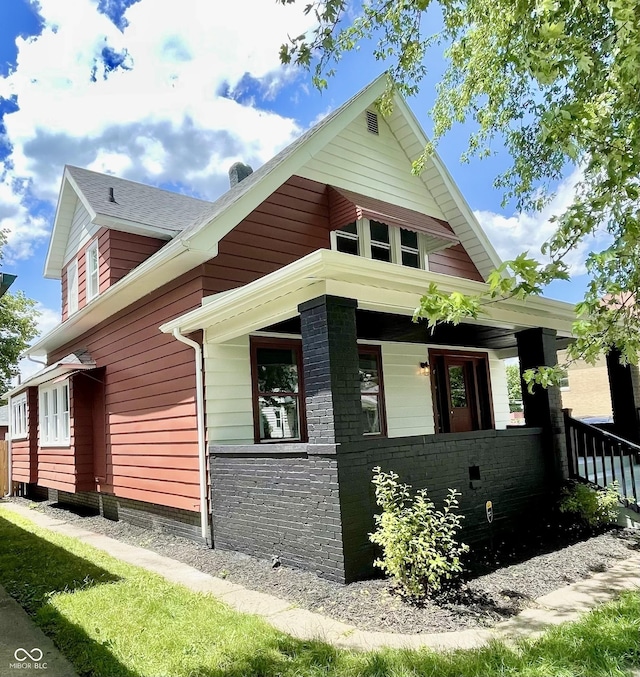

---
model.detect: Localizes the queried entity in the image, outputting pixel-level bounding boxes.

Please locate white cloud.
[0,0,315,254]
[474,168,605,275]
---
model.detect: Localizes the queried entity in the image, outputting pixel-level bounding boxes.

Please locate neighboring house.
[558,351,613,420]
[8,76,579,583]
[0,405,9,440]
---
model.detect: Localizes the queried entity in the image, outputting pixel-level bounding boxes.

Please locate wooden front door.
[430,350,494,434]
[443,357,477,433]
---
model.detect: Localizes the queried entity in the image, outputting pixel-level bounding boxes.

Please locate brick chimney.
[228,162,253,187]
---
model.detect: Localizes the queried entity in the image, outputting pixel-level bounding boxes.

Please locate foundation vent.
[366,110,379,135]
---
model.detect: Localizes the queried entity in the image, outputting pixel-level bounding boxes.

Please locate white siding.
[63,199,99,266]
[300,112,447,221]
[204,336,254,444]
[378,342,435,437]
[488,353,510,430]
[203,336,510,444]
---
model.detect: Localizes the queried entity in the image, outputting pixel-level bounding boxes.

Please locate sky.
[0,0,596,375]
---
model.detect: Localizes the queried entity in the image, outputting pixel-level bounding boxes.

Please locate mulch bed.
[8,497,639,634]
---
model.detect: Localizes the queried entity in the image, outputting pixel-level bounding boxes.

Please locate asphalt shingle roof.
[66,165,214,234]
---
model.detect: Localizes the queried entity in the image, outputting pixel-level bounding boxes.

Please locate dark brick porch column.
[606,349,640,442]
[298,295,362,445]
[516,327,568,483]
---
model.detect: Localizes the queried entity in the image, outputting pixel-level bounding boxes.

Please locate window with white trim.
[331,219,429,270]
[39,381,70,445]
[67,260,78,315]
[10,393,27,439]
[86,240,99,301]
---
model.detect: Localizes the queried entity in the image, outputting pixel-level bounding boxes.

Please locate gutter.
[171,328,209,543]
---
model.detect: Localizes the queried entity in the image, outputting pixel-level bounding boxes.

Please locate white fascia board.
[4,362,93,398]
[161,249,577,342]
[44,171,98,279]
[26,237,216,358]
[93,214,178,239]
[392,97,503,277]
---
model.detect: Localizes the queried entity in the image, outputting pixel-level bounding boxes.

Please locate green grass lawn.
[0,507,639,677]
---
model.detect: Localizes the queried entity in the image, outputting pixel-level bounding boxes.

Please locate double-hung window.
[331,220,427,270]
[10,393,27,439]
[251,339,305,442]
[40,381,70,445]
[86,240,99,301]
[67,260,78,315]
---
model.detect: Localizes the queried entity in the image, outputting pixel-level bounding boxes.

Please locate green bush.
[559,481,621,527]
[369,467,469,600]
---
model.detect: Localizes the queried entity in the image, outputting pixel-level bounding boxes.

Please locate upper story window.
[40,380,70,446]
[10,393,27,439]
[331,219,428,270]
[67,260,78,315]
[86,240,99,301]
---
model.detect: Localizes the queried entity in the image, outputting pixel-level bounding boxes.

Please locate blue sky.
[1,0,589,360]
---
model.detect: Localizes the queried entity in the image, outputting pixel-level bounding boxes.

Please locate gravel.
[9,497,640,634]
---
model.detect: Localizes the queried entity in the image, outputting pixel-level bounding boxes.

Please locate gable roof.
[29,75,502,358]
[44,166,213,278]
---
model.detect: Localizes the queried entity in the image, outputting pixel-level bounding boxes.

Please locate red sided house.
[8,77,582,582]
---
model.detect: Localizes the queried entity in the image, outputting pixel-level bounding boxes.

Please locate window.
[10,393,27,439]
[359,346,386,435]
[370,221,391,262]
[86,240,99,301]
[39,381,70,445]
[335,222,360,255]
[331,219,428,270]
[400,228,420,268]
[67,260,78,315]
[559,369,569,390]
[251,339,305,442]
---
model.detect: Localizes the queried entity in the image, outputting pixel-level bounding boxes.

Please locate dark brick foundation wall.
[27,486,202,541]
[209,428,548,583]
[336,427,548,581]
[210,444,346,582]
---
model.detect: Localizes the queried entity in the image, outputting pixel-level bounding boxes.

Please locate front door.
[444,358,477,433]
[430,350,494,434]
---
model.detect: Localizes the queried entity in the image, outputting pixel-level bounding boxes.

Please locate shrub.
[559,481,621,528]
[369,467,469,600]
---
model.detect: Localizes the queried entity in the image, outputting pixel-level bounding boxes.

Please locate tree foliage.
[279,0,640,384]
[505,364,522,412]
[0,234,39,398]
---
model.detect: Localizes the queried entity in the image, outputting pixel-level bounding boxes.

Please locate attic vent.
[366,110,379,135]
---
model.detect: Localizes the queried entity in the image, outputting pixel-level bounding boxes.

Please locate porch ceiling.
[263,310,573,352]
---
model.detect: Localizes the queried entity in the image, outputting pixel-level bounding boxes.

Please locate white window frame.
[67,260,78,315]
[85,240,99,301]
[331,219,429,270]
[10,393,28,439]
[39,380,70,446]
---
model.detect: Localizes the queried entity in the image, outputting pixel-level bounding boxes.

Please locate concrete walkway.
[0,583,79,677]
[1,501,640,652]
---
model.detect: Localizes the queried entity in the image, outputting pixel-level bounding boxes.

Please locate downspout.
[172,328,209,542]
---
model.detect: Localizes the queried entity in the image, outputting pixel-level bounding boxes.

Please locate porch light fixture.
[419,361,430,376]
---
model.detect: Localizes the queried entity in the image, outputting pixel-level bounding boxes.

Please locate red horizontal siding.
[10,388,38,483]
[429,244,483,282]
[47,268,202,511]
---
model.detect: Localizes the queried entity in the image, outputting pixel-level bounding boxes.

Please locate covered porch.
[162,249,576,582]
